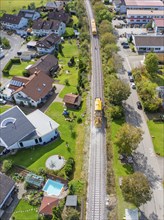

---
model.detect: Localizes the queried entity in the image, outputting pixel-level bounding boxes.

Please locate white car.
[131,83,136,89]
[0,98,7,104]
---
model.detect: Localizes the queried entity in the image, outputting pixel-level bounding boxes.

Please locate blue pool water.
[43,179,64,196]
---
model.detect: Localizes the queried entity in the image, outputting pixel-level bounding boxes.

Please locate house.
[27,54,59,76]
[152,18,164,34]
[127,10,164,25]
[18,10,40,21]
[25,173,44,188]
[39,196,59,216]
[124,209,138,220]
[48,10,70,24]
[10,71,54,107]
[133,35,164,53]
[0,106,59,150]
[45,1,64,11]
[122,0,164,13]
[1,13,28,30]
[32,19,65,36]
[0,173,15,214]
[65,195,78,208]
[36,33,61,54]
[63,94,82,109]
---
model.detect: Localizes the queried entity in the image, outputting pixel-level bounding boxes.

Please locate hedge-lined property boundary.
[2,57,21,76]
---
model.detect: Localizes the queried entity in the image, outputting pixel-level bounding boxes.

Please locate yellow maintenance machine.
[94,98,102,128]
[91,19,97,35]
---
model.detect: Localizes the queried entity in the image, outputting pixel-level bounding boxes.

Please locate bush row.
[2,58,21,75]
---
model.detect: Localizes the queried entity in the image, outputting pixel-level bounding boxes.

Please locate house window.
[20,142,24,147]
[39,137,42,142]
[35,139,38,144]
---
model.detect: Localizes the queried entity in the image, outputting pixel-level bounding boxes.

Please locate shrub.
[2,160,12,173]
[77,117,82,123]
[65,157,75,177]
[22,70,30,77]
[110,105,124,119]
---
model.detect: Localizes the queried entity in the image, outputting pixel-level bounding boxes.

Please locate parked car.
[0,98,7,104]
[131,82,136,89]
[127,71,132,76]
[123,44,129,49]
[121,42,128,46]
[129,76,134,82]
[137,101,142,109]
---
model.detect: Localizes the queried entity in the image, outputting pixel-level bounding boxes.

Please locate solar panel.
[10,80,23,87]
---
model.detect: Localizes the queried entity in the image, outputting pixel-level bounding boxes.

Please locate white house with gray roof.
[0,106,59,150]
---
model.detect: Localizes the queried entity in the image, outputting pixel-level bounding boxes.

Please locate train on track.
[94,98,102,128]
[91,19,97,35]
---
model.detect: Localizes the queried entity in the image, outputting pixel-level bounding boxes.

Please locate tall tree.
[108,77,130,105]
[116,123,143,156]
[122,172,152,207]
[99,20,113,35]
[144,53,158,75]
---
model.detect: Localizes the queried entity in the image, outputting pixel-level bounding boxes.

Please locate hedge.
[2,58,21,75]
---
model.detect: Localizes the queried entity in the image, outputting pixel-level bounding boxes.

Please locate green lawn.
[7,61,35,78]
[59,85,77,98]
[12,200,38,220]
[0,0,47,14]
[0,105,11,113]
[111,119,135,219]
[147,120,164,157]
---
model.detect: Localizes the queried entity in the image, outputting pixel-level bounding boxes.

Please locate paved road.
[118,40,164,220]
[0,31,24,84]
[85,0,107,220]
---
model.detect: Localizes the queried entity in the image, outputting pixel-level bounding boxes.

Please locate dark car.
[137,101,142,109]
[121,42,128,46]
[127,71,132,76]
[123,44,129,49]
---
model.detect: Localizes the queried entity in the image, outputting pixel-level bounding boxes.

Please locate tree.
[52,206,62,220]
[2,37,10,48]
[144,53,158,75]
[146,21,152,29]
[28,2,35,10]
[108,77,131,105]
[64,208,80,220]
[116,123,143,156]
[2,160,13,173]
[122,172,152,207]
[101,33,116,47]
[99,20,113,35]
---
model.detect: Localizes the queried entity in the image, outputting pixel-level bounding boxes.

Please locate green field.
[111,119,135,219]
[0,0,47,15]
[12,200,38,220]
[147,120,164,157]
[9,61,35,78]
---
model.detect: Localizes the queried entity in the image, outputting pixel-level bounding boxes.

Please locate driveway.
[0,31,24,84]
[117,36,164,220]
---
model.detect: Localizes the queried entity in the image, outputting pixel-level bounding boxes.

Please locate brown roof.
[1,13,22,24]
[32,19,61,30]
[48,10,70,24]
[36,33,61,49]
[63,94,79,104]
[134,36,164,47]
[28,54,58,75]
[39,196,59,215]
[154,18,164,27]
[13,71,54,102]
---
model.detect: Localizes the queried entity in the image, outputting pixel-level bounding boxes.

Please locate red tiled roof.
[39,196,59,215]
[154,18,164,27]
[63,94,79,104]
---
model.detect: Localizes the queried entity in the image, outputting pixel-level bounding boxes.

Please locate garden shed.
[25,173,44,188]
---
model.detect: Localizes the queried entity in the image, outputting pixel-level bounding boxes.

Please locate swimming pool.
[43,179,64,196]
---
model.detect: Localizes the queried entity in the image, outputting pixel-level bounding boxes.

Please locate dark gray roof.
[48,10,70,24]
[134,35,164,47]
[1,13,22,24]
[18,10,35,19]
[0,173,15,207]
[37,33,61,49]
[32,19,61,31]
[0,106,35,148]
[66,195,77,207]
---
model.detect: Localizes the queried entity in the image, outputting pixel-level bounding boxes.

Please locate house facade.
[0,106,59,150]
[32,19,65,36]
[1,14,28,30]
[36,33,61,54]
[127,10,164,25]
[133,35,164,53]
[10,71,54,107]
[152,18,164,34]
[18,10,40,21]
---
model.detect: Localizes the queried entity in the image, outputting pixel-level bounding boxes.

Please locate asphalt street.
[0,31,24,84]
[118,40,164,220]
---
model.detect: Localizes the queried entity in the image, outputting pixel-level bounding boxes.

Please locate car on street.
[0,98,7,104]
[127,71,132,76]
[129,76,134,82]
[137,101,142,109]
[121,42,128,46]
[123,44,129,49]
[131,82,136,89]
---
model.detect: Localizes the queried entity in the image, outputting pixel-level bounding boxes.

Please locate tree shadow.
[122,163,134,174]
[133,152,162,189]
